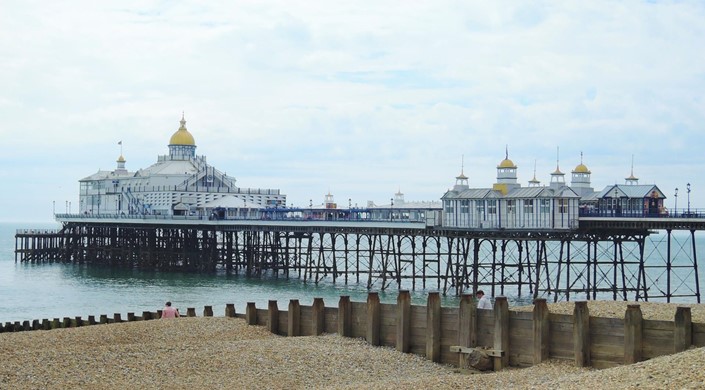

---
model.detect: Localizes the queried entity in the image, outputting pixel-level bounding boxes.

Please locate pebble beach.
[2,301,705,389]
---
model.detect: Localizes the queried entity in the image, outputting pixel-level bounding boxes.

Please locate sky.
[1,0,704,223]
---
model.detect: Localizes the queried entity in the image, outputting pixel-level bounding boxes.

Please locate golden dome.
[498,158,516,169]
[573,163,590,174]
[169,115,196,146]
[117,155,125,163]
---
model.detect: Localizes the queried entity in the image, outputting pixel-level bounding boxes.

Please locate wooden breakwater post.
[338,296,352,337]
[675,306,692,353]
[457,293,477,368]
[312,298,325,335]
[624,304,643,364]
[186,308,196,317]
[288,300,300,337]
[493,297,509,371]
[268,300,279,334]
[396,290,411,353]
[367,292,381,346]
[573,301,590,367]
[246,302,257,325]
[426,292,442,363]
[225,303,236,318]
[533,298,549,364]
[203,306,213,317]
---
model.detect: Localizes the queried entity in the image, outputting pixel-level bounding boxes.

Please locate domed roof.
[573,163,590,174]
[169,115,196,146]
[117,155,126,163]
[498,158,516,169]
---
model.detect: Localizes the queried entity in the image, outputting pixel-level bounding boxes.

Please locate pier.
[15,212,705,302]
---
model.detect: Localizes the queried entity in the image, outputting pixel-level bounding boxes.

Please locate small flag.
[118,141,122,145]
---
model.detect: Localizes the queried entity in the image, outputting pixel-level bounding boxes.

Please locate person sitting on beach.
[476,290,493,310]
[162,301,180,318]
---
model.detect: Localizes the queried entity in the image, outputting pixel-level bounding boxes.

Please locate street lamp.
[687,183,691,215]
[674,188,678,215]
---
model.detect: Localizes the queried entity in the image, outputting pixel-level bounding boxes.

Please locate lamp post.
[390,198,394,221]
[674,188,678,215]
[687,183,691,215]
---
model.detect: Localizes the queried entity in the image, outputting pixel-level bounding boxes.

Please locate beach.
[2,301,705,389]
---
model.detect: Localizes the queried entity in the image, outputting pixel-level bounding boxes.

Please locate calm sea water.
[2,222,703,323]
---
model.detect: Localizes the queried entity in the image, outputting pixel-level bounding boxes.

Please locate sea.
[1,222,703,323]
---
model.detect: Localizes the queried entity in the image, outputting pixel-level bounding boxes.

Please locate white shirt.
[477,295,493,310]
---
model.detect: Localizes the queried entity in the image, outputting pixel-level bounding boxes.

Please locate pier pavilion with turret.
[15,116,704,303]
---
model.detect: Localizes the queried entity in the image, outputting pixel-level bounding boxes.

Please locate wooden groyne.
[3,293,703,370]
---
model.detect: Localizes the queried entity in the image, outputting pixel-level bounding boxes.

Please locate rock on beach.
[0,301,704,389]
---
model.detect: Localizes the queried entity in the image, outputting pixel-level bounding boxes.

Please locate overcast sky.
[1,1,703,222]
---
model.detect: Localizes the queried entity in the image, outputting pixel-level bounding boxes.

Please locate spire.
[553,146,563,174]
[529,159,540,186]
[505,145,509,160]
[625,155,639,185]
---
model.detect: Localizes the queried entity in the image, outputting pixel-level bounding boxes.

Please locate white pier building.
[78,115,286,217]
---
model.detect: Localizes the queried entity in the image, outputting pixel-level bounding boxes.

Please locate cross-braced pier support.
[14,223,701,302]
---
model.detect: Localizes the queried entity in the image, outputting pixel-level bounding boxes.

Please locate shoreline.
[2,301,705,389]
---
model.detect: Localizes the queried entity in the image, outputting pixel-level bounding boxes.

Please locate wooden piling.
[396,290,411,353]
[624,304,643,364]
[338,296,352,337]
[62,317,71,328]
[367,292,381,346]
[114,313,122,323]
[573,301,590,367]
[458,293,477,368]
[127,312,136,322]
[88,315,96,325]
[203,306,213,317]
[99,314,108,324]
[52,318,60,329]
[42,319,51,330]
[267,300,279,334]
[533,298,549,364]
[246,302,257,325]
[142,311,152,320]
[312,298,325,336]
[225,303,236,318]
[426,292,442,363]
[493,297,509,371]
[22,320,31,331]
[675,306,692,353]
[31,319,40,330]
[75,316,82,327]
[288,299,301,337]
[186,308,196,317]
[157,310,163,319]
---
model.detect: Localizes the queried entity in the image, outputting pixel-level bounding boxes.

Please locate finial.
[505,145,509,160]
[630,154,634,176]
[461,154,464,175]
[556,146,560,170]
[533,159,537,179]
[580,151,583,165]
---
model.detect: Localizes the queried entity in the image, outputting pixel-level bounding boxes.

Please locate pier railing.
[2,292,702,371]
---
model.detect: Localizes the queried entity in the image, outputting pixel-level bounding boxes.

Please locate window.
[558,199,568,213]
[488,200,497,214]
[476,201,485,215]
[460,200,470,213]
[523,199,534,214]
[507,200,516,213]
[540,199,550,213]
[445,201,454,213]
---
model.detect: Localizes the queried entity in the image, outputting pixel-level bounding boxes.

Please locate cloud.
[1,0,704,221]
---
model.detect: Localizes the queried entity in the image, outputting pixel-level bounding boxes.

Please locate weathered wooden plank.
[550,313,573,323]
[397,291,411,353]
[643,319,675,331]
[574,302,590,367]
[533,299,550,364]
[366,292,381,346]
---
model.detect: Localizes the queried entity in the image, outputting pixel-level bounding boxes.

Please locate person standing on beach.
[162,301,180,318]
[476,290,493,310]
